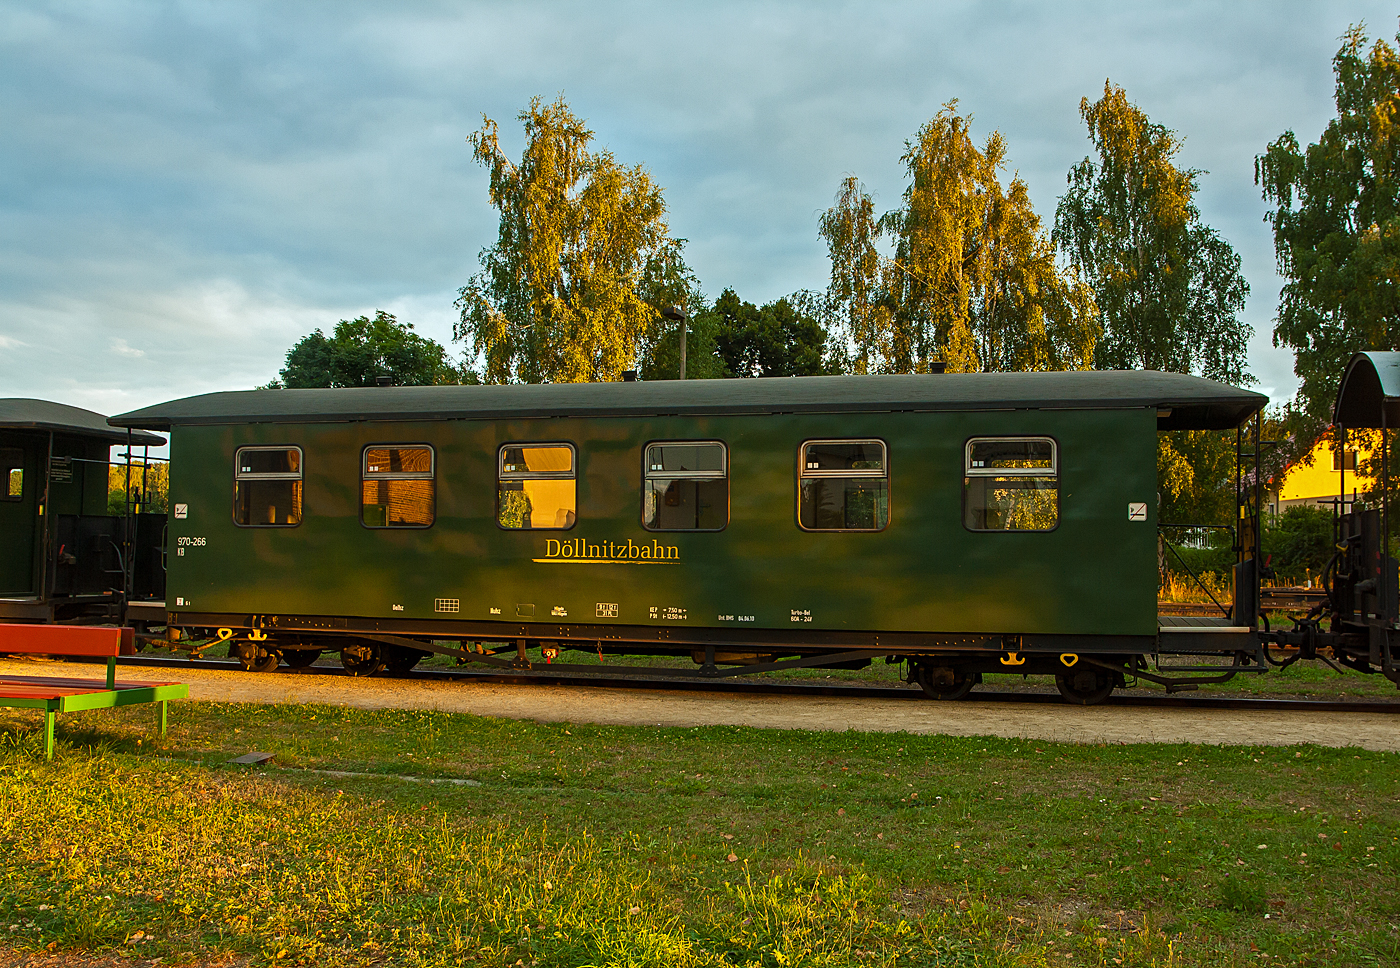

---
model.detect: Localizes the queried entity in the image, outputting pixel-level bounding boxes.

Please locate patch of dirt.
[4,659,1397,750]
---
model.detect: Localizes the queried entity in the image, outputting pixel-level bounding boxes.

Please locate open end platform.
[1158,613,1254,654]
[1159,615,1251,633]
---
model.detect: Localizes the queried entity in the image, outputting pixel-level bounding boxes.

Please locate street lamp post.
[662,305,687,380]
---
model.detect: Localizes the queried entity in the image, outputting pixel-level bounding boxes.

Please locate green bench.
[0,624,188,760]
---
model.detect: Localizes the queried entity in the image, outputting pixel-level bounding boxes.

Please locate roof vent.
[929,362,947,374]
[375,375,392,387]
[621,370,638,382]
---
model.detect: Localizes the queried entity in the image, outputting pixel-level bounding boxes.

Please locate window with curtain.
[798,439,888,531]
[498,444,576,529]
[643,441,727,531]
[362,445,435,528]
[234,446,303,527]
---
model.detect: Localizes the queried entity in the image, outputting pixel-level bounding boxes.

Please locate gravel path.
[7,659,1398,751]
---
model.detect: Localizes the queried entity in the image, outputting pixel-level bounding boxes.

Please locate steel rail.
[33,653,1400,714]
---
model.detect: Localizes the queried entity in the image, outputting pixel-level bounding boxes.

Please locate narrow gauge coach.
[105,368,1319,705]
[0,399,166,625]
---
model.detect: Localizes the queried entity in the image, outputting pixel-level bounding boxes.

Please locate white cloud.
[2,0,1390,411]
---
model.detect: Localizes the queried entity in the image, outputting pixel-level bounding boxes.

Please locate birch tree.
[455,96,691,383]
[1054,81,1250,383]
[819,102,1097,374]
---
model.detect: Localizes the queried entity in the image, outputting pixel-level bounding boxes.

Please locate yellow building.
[1273,430,1368,516]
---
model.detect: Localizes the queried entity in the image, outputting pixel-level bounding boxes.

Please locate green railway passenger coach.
[110,370,1267,703]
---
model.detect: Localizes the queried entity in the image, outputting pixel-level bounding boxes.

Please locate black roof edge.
[1,398,166,447]
[108,371,1267,433]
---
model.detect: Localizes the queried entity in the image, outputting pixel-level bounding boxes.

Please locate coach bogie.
[229,640,279,674]
[340,642,383,677]
[1055,667,1122,705]
[381,643,428,673]
[910,661,980,700]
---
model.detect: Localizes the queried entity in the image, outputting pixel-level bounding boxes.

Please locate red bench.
[0,624,188,760]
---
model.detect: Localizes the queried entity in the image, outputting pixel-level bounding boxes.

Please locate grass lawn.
[0,701,1396,967]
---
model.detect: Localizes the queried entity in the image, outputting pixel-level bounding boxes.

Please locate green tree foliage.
[267,311,464,389]
[456,95,692,384]
[819,177,886,372]
[638,289,838,381]
[1264,506,1335,583]
[1159,407,1291,531]
[1167,506,1336,584]
[1054,82,1250,383]
[107,460,168,515]
[638,300,728,381]
[712,288,834,377]
[1257,26,1400,429]
[819,102,1098,375]
[1157,430,1238,527]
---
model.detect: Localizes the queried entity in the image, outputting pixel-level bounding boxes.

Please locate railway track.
[41,652,1400,714]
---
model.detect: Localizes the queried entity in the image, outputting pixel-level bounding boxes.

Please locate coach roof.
[1,398,166,446]
[108,370,1266,432]
[1335,351,1400,429]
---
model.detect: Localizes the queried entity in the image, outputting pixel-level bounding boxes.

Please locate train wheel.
[229,642,275,673]
[1056,669,1115,705]
[247,649,280,674]
[283,649,321,669]
[340,643,382,677]
[915,664,979,700]
[382,644,426,674]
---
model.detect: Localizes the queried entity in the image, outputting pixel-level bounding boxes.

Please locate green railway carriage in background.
[0,399,166,625]
[109,370,1277,704]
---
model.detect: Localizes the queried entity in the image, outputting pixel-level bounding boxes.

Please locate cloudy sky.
[1,1,1394,418]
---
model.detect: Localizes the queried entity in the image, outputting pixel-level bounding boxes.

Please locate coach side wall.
[164,407,1159,639]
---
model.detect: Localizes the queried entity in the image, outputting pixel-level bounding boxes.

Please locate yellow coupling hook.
[247,629,268,642]
[1000,652,1026,666]
[215,628,234,642]
[1060,653,1079,667]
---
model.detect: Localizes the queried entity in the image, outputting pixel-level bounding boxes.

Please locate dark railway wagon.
[0,399,166,624]
[110,370,1281,703]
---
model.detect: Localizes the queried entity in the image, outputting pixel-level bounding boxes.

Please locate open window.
[643,441,727,531]
[0,449,21,501]
[798,439,889,531]
[362,445,434,528]
[234,446,303,527]
[963,437,1057,531]
[498,443,576,529]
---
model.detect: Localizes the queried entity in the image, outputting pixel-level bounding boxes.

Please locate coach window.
[498,443,576,529]
[362,445,434,528]
[0,449,21,501]
[234,446,303,527]
[644,441,727,531]
[963,437,1058,531]
[798,439,889,531]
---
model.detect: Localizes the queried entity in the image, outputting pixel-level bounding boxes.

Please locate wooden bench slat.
[0,675,179,690]
[0,624,133,657]
[0,686,103,699]
[0,684,181,700]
